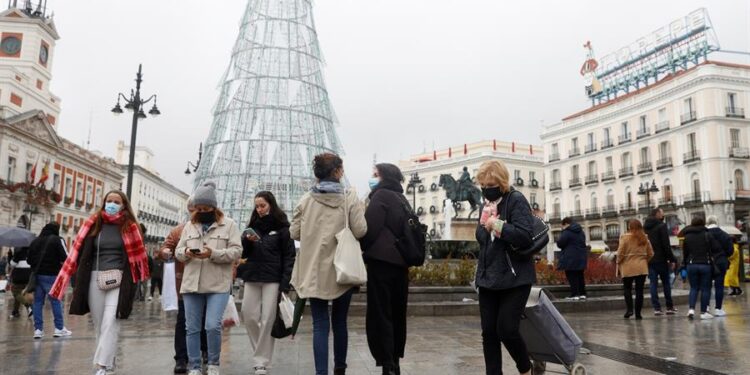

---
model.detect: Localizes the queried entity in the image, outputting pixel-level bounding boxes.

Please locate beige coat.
[175,218,242,294]
[617,233,654,278]
[290,189,367,300]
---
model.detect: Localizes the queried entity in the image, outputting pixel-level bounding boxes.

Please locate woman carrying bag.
[49,191,150,375]
[238,191,296,375]
[290,153,367,375]
[616,219,654,320]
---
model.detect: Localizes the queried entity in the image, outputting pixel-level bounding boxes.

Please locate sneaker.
[10,311,19,318]
[187,371,202,375]
[687,309,695,320]
[578,295,587,300]
[174,361,188,374]
[148,296,153,301]
[27,307,33,318]
[565,296,580,301]
[654,309,664,316]
[737,289,744,296]
[207,365,220,375]
[254,367,268,375]
[713,309,726,317]
[53,327,72,338]
[94,369,106,375]
[666,308,677,315]
[33,329,43,339]
[700,312,714,320]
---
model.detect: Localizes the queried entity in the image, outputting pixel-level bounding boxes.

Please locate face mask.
[368,178,380,190]
[196,211,216,224]
[104,202,122,215]
[481,187,503,202]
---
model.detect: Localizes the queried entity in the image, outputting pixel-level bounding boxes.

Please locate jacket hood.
[682,225,706,235]
[311,191,347,208]
[566,223,583,233]
[643,217,662,231]
[39,222,60,237]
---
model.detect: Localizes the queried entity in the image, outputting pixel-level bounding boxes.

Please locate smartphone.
[189,248,201,254]
[243,228,258,238]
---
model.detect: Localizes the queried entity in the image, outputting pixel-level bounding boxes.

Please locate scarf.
[312,180,344,194]
[49,212,150,300]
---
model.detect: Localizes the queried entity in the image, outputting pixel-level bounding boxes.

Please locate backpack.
[393,195,428,267]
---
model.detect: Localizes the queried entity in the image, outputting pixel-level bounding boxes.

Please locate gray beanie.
[192,182,217,208]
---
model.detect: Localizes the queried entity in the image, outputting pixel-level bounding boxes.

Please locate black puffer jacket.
[707,226,733,268]
[238,215,296,291]
[681,225,722,266]
[10,247,32,284]
[27,223,68,276]
[361,181,407,267]
[475,188,535,290]
[556,222,587,271]
[644,217,675,264]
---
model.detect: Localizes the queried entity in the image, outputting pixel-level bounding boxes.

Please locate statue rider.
[457,167,471,201]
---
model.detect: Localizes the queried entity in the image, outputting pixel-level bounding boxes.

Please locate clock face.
[1,36,22,55]
[39,45,48,64]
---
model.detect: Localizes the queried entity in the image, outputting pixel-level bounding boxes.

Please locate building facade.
[542,61,750,247]
[398,140,544,239]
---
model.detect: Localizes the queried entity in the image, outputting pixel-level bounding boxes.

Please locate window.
[571,138,578,149]
[76,181,83,200]
[7,156,16,182]
[25,163,33,181]
[590,193,597,209]
[687,133,697,152]
[639,115,647,132]
[607,190,615,206]
[621,122,629,137]
[736,170,745,191]
[587,161,597,176]
[52,173,60,191]
[574,195,581,212]
[659,142,670,160]
[658,108,667,122]
[514,170,521,180]
[552,169,560,183]
[728,92,736,110]
[605,156,613,172]
[621,152,631,168]
[663,183,673,202]
[529,171,536,182]
[64,177,72,197]
[571,165,579,179]
[626,187,633,208]
[86,186,93,203]
[606,224,620,239]
[640,147,650,163]
[587,133,594,146]
[692,175,701,196]
[730,129,740,149]
[590,226,603,241]
[551,143,559,154]
[684,97,693,113]
[529,193,537,205]
[603,128,610,139]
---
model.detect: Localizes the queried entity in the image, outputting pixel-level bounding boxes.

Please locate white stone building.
[541,61,750,247]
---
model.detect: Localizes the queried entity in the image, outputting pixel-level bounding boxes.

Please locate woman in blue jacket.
[556,218,588,300]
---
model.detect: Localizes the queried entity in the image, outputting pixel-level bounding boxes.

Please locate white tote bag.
[333,191,367,285]
[278,293,295,329]
[161,261,178,312]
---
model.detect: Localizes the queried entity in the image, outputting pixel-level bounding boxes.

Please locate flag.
[28,160,37,183]
[37,160,50,187]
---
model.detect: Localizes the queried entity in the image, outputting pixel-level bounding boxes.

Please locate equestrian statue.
[439,167,483,218]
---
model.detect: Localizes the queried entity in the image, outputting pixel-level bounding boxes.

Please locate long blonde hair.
[626,219,648,247]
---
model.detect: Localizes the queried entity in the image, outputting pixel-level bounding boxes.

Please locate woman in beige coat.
[617,219,654,320]
[291,153,367,375]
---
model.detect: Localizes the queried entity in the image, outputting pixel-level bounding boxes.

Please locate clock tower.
[0,1,60,128]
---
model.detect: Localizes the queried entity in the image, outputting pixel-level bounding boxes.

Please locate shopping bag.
[278,293,295,328]
[222,295,240,328]
[271,308,293,339]
[161,262,178,312]
[0,279,7,292]
[333,190,367,285]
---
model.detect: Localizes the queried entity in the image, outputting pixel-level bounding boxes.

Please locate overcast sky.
[48,0,749,196]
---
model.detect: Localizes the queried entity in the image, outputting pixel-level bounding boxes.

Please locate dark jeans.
[622,275,646,316]
[478,284,532,375]
[150,278,162,297]
[713,263,728,310]
[309,288,354,375]
[564,270,586,297]
[366,261,409,369]
[648,263,673,310]
[687,264,712,313]
[175,299,207,363]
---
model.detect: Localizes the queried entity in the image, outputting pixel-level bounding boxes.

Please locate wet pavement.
[0,290,747,375]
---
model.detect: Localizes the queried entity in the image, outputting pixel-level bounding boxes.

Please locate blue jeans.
[183,292,230,370]
[713,263,728,310]
[309,289,354,375]
[648,263,673,310]
[34,275,64,331]
[687,264,712,313]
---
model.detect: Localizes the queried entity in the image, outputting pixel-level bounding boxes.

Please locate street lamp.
[637,179,660,213]
[407,172,422,210]
[110,64,161,200]
[184,143,203,175]
[23,202,39,230]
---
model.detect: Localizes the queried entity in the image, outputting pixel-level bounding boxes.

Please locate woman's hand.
[193,246,213,260]
[161,248,173,259]
[246,234,260,242]
[484,216,497,232]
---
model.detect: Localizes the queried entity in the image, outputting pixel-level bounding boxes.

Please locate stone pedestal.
[448,218,477,241]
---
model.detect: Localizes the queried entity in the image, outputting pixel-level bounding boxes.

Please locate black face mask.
[482,187,503,202]
[196,211,216,224]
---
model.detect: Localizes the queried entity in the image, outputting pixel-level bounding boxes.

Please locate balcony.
[680,111,696,125]
[736,190,750,201]
[569,177,582,188]
[618,134,631,144]
[600,139,614,149]
[656,157,673,170]
[601,205,618,217]
[585,208,600,219]
[550,181,562,191]
[636,126,651,139]
[619,203,636,215]
[568,210,584,219]
[619,166,634,178]
[729,147,750,159]
[585,174,599,185]
[683,192,709,206]
[658,197,676,208]
[601,170,616,182]
[568,148,580,158]
[63,197,72,206]
[549,152,560,162]
[585,144,597,154]
[655,121,670,133]
[637,162,653,174]
[726,106,745,118]
[75,199,83,208]
[683,149,701,164]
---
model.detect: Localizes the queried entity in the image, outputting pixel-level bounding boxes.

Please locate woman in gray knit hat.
[175,182,242,375]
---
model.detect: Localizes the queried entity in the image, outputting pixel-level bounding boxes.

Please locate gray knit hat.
[192,182,217,208]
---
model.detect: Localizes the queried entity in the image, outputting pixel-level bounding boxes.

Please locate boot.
[382,367,397,375]
[333,368,346,375]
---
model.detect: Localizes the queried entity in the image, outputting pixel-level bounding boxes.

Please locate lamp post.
[407,172,422,210]
[184,143,203,175]
[111,64,161,200]
[23,202,38,230]
[637,179,660,213]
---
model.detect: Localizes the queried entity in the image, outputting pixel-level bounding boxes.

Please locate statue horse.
[439,174,482,218]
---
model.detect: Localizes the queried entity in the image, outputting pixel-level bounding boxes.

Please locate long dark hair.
[89,190,139,236]
[248,191,289,228]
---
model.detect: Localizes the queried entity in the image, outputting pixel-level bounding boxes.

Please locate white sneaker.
[53,327,72,337]
[188,370,202,375]
[565,296,580,301]
[578,296,587,300]
[33,329,43,339]
[207,365,220,375]
[713,309,726,317]
[93,368,106,375]
[254,366,268,375]
[147,296,153,301]
[687,309,695,320]
[700,312,714,320]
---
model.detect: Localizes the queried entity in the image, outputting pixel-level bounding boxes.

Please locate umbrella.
[0,226,36,247]
[720,225,743,236]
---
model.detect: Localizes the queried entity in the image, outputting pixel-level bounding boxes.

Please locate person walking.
[726,240,743,296]
[9,246,32,318]
[681,217,722,320]
[49,191,150,375]
[617,219,654,320]
[556,217,588,301]
[159,200,208,374]
[361,163,411,375]
[175,182,242,375]
[644,207,677,316]
[27,222,71,339]
[237,191,295,375]
[290,153,367,375]
[149,255,164,301]
[474,160,535,375]
[706,216,733,317]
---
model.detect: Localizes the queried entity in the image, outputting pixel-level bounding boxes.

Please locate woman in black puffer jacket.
[475,160,534,375]
[238,191,295,375]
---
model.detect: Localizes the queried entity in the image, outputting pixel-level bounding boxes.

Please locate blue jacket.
[556,222,587,271]
[707,226,733,269]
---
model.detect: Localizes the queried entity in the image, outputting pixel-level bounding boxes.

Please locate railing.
[656,157,673,170]
[636,126,651,139]
[585,174,599,185]
[618,134,631,144]
[680,111,696,124]
[585,208,600,218]
[550,181,562,191]
[729,147,750,158]
[658,197,676,206]
[585,144,597,154]
[619,166,633,178]
[736,190,750,200]
[619,203,636,213]
[683,192,706,205]
[601,170,616,182]
[637,162,653,174]
[568,148,580,158]
[601,139,614,149]
[601,205,618,216]
[683,149,701,163]
[655,121,670,133]
[726,106,745,118]
[569,210,583,218]
[569,177,582,188]
[549,152,560,162]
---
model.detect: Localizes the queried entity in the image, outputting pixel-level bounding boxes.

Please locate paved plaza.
[0,291,747,375]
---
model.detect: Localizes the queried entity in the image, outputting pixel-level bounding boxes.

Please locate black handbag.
[502,191,550,257]
[270,308,293,339]
[704,233,721,277]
